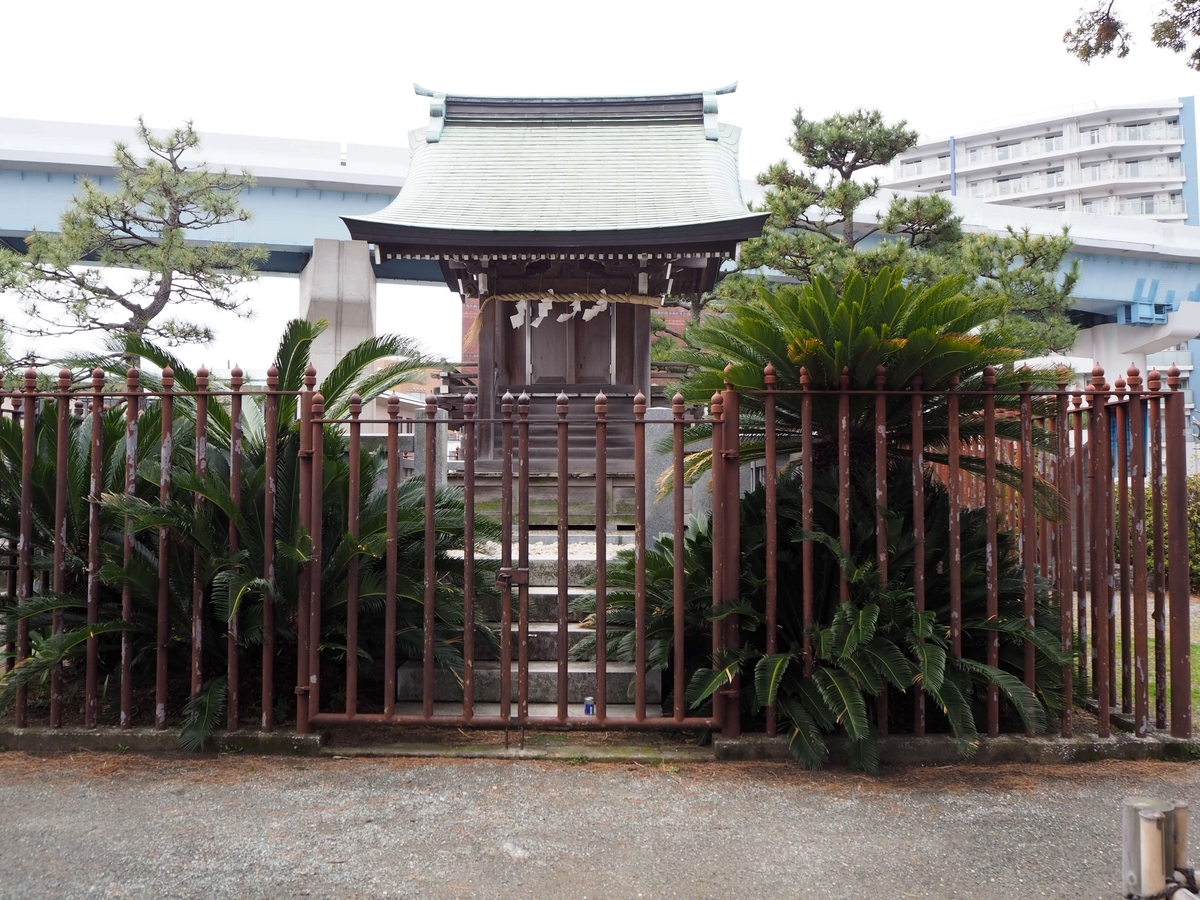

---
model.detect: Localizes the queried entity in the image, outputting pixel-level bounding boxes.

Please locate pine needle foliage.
[0,118,266,353]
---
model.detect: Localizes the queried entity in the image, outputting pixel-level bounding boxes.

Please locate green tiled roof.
[343,90,764,241]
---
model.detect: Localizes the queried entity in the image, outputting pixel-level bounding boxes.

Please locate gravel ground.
[3,753,1199,899]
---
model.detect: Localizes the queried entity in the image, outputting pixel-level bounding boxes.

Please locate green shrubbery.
[0,321,496,747]
[577,268,1071,771]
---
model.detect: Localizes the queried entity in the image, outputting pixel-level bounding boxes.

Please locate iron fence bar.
[948,376,962,659]
[800,369,814,676]
[1128,367,1149,736]
[308,711,717,730]
[295,366,315,734]
[227,366,243,731]
[875,367,890,734]
[345,394,362,718]
[556,391,569,723]
[982,367,999,736]
[10,381,28,724]
[672,392,687,724]
[460,393,475,721]
[1087,386,1102,705]
[192,368,209,698]
[838,368,851,606]
[1038,413,1050,590]
[262,366,279,733]
[516,392,530,726]
[1115,377,1131,714]
[594,391,608,725]
[385,395,401,719]
[156,368,175,730]
[1090,372,1112,737]
[423,393,439,720]
[50,369,70,729]
[86,368,104,729]
[1104,379,1117,713]
[0,376,10,681]
[13,374,34,734]
[1165,365,1191,737]
[500,392,514,722]
[709,390,725,730]
[764,367,778,736]
[721,382,741,738]
[1020,380,1036,720]
[308,391,326,725]
[1149,371,1167,729]
[633,391,648,723]
[1073,392,1087,694]
[911,376,926,736]
[120,367,140,729]
[1056,385,1073,737]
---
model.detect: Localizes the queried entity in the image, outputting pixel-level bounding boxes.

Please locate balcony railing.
[1116,197,1186,216]
[1146,350,1195,370]
[967,172,1067,198]
[1080,160,1185,183]
[944,123,1183,172]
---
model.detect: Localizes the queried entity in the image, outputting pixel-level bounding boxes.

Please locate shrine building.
[343,84,765,442]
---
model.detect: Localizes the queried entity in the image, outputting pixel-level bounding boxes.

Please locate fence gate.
[302,386,728,733]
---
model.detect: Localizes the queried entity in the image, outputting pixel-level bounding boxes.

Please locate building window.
[937,154,950,171]
[968,147,979,163]
[1086,128,1102,145]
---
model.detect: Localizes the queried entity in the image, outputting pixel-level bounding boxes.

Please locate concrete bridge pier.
[299,238,377,377]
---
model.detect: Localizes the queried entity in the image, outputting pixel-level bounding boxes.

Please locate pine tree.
[725,107,1080,356]
[0,119,266,358]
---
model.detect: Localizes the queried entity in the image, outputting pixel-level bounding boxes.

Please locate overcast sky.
[4,0,1198,371]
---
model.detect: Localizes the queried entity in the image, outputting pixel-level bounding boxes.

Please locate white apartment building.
[885,99,1199,226]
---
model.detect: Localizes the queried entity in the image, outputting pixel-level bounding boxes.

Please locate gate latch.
[496,567,529,590]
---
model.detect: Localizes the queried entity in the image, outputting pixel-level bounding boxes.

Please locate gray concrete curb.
[715,732,1200,765]
[5,724,1197,768]
[320,743,713,763]
[0,726,324,756]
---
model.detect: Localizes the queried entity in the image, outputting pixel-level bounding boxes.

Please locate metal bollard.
[1175,801,1190,871]
[1125,797,1175,896]
[1124,797,1198,899]
[1142,809,1169,897]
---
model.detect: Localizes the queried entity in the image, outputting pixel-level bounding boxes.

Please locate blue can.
[583,696,595,716]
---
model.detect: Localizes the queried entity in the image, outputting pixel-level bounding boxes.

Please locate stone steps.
[399,536,659,712]
[472,621,593,661]
[476,586,599,623]
[393,701,664,719]
[396,660,661,705]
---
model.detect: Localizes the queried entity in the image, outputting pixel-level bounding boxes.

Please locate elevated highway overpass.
[3,115,1200,403]
[0,117,442,284]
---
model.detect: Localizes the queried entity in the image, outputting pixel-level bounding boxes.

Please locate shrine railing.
[0,361,1191,743]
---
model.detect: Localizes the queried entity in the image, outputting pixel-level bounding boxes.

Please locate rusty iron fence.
[0,360,1192,742]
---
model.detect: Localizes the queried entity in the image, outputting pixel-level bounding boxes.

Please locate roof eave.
[341,214,768,251]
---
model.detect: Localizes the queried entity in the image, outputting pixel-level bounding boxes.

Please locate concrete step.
[393,701,664,720]
[396,660,662,705]
[457,556,603,588]
[476,586,597,622]
[473,621,593,661]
